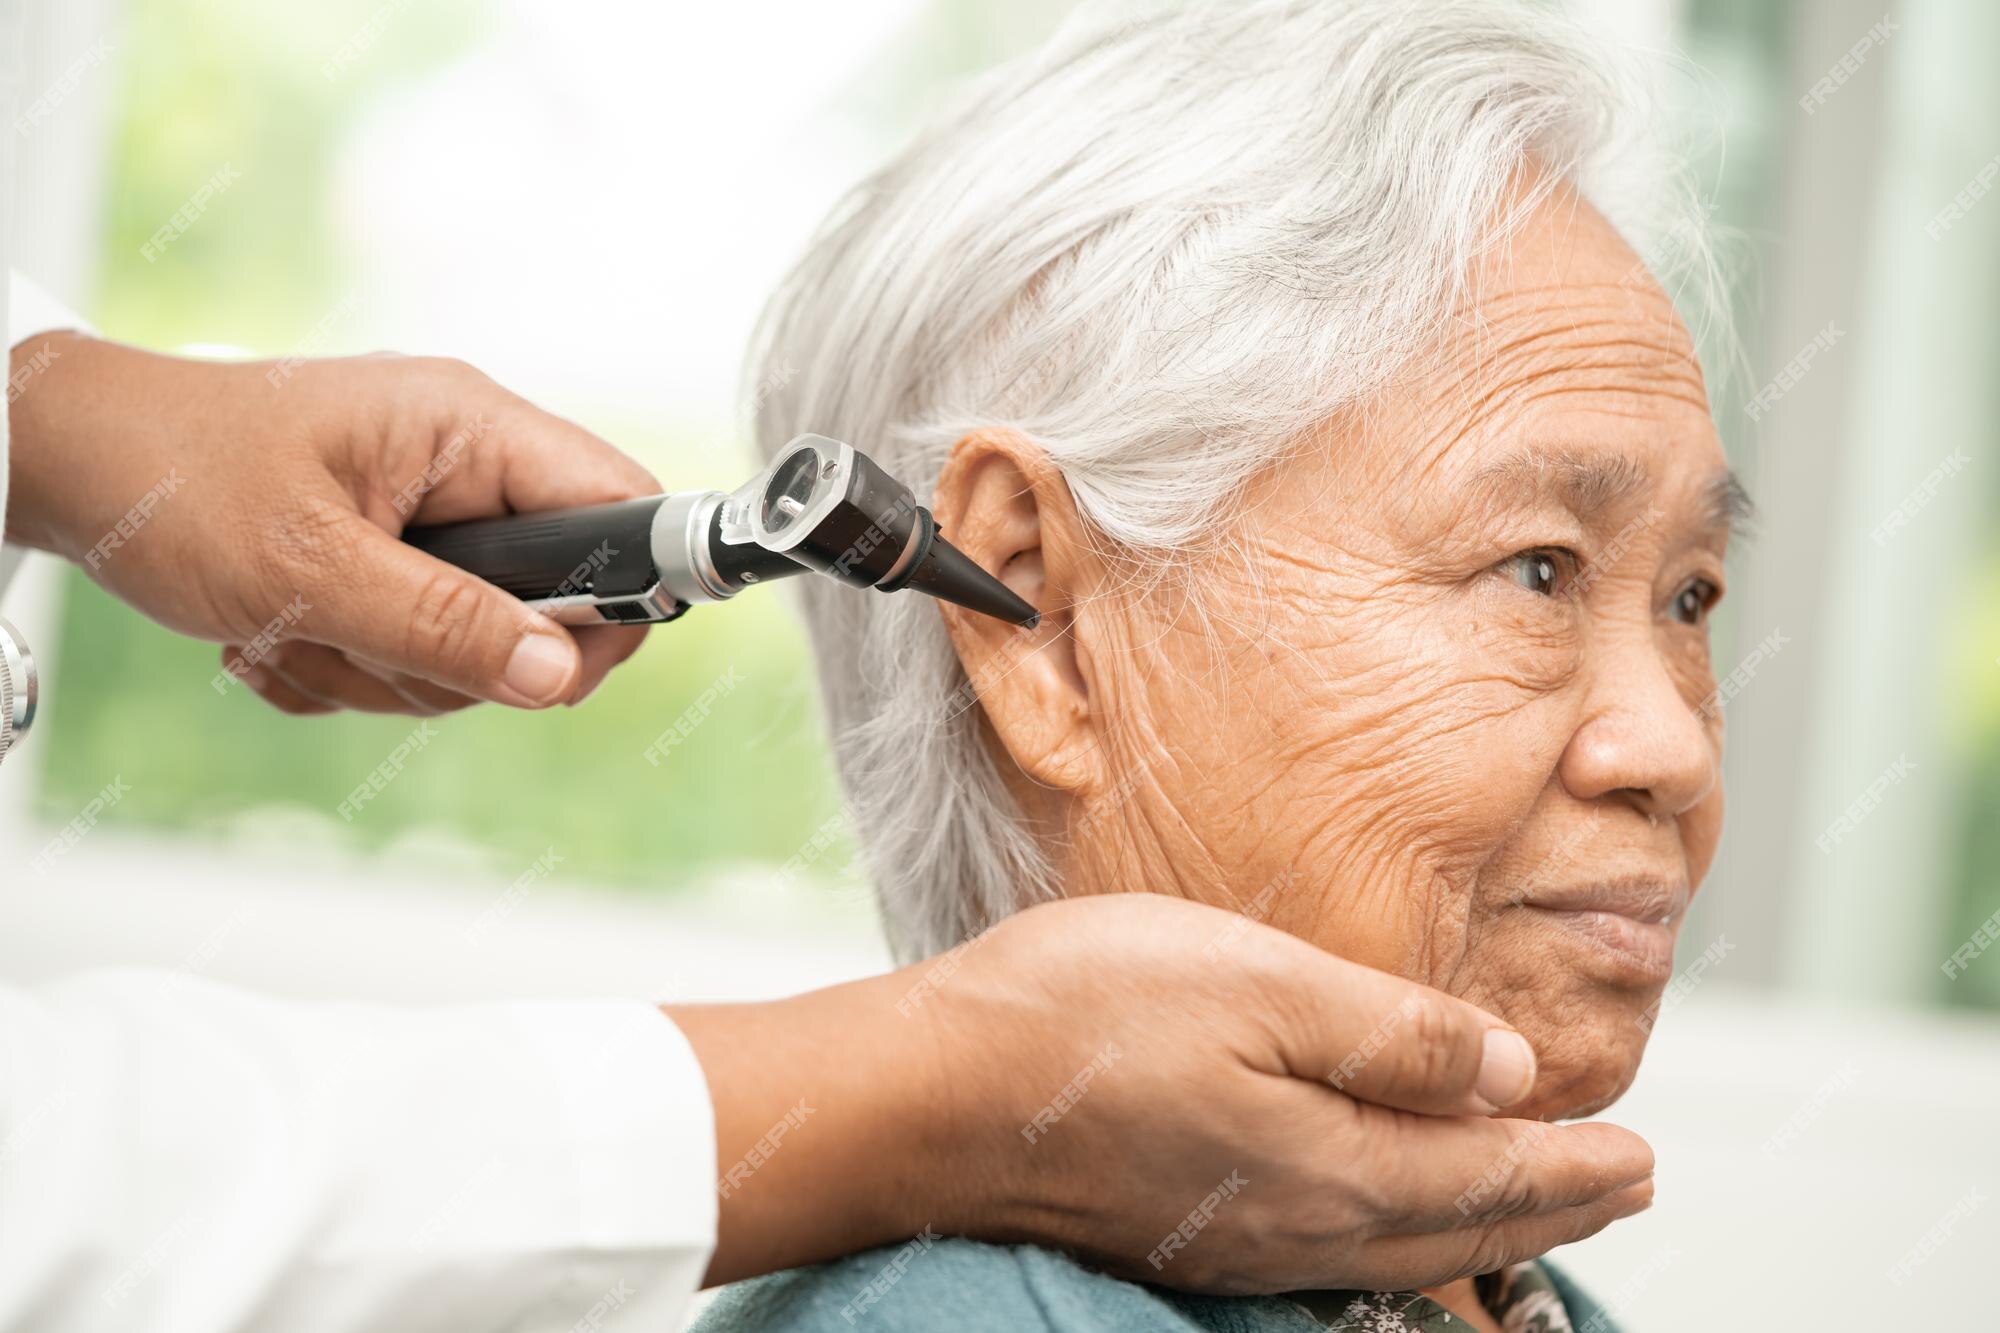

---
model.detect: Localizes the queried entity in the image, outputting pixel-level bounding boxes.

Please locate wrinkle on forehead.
[1226,188,1729,563]
[1357,193,1721,517]
[1413,299,1710,466]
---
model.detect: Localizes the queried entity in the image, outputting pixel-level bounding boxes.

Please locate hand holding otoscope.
[6,342,1030,731]
[403,434,1040,633]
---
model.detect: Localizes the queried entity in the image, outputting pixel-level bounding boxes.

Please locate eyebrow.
[1704,470,1758,538]
[1465,448,1754,540]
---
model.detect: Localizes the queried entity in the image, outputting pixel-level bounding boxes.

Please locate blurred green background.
[26,0,2000,1007]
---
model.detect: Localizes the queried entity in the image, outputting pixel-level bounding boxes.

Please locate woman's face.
[939,188,1736,1120]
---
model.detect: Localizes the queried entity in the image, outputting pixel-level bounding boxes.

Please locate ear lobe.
[930,430,1102,795]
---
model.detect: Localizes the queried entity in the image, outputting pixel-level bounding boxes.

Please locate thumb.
[298,509,581,707]
[1261,948,1538,1117]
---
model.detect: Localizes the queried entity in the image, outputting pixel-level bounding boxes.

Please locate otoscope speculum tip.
[897,531,1042,627]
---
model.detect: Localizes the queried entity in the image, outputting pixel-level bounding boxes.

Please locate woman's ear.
[930,430,1104,795]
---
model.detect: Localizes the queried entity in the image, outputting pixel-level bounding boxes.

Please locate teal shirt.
[692,1237,1619,1332]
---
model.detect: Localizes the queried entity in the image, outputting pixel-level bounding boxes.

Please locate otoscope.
[404,434,1040,631]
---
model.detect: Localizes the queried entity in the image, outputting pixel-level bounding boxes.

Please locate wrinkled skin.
[935,183,1735,1125]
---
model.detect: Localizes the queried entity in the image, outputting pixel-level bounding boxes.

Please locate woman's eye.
[1500,549,1569,598]
[1671,577,1720,625]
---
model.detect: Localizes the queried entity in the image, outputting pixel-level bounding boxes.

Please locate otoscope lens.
[761,447,822,536]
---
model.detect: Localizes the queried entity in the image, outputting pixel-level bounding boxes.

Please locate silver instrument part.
[530,590,682,626]
[0,616,38,765]
[651,489,733,606]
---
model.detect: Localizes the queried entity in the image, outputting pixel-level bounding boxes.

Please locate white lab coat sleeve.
[8,268,91,345]
[0,970,718,1333]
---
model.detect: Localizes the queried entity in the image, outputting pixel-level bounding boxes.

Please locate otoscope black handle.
[403,492,803,626]
[406,497,671,605]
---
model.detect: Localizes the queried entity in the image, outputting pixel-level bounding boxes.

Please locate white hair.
[747,0,1721,962]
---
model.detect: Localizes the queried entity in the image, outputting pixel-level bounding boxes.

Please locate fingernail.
[1476,1029,1537,1109]
[1609,1176,1655,1216]
[504,634,575,706]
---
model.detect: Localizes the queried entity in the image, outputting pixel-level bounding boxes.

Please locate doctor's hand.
[671,893,1656,1295]
[6,332,659,714]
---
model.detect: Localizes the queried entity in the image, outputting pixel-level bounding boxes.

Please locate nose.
[1558,635,1717,821]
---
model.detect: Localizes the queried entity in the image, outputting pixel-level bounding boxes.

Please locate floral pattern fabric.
[1290,1261,1577,1332]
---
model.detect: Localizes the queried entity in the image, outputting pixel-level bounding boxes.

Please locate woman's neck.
[1418,1278,1504,1333]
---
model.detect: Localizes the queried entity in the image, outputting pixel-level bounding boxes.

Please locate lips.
[1518,877,1690,983]
[1522,877,1688,925]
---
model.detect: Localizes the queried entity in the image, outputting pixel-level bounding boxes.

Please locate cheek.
[1465,581,1585,693]
[1683,781,1725,890]
[1661,622,1720,709]
[1656,619,1725,886]
[1169,578,1574,977]
[1314,591,1575,862]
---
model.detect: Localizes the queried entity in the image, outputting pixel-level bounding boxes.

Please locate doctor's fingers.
[1257,948,1538,1118]
[343,622,645,711]
[243,640,450,716]
[1363,1112,1655,1236]
[225,627,648,718]
[1351,1178,1654,1291]
[554,623,649,705]
[1177,1104,1652,1292]
[223,650,335,717]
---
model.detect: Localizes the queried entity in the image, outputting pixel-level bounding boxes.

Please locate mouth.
[1517,877,1690,984]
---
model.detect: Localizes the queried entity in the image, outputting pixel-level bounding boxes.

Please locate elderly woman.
[701,0,1739,1328]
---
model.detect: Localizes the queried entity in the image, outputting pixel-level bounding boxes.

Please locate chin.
[1512,996,1654,1120]
[1453,954,1660,1120]
[1449,914,1677,1119]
